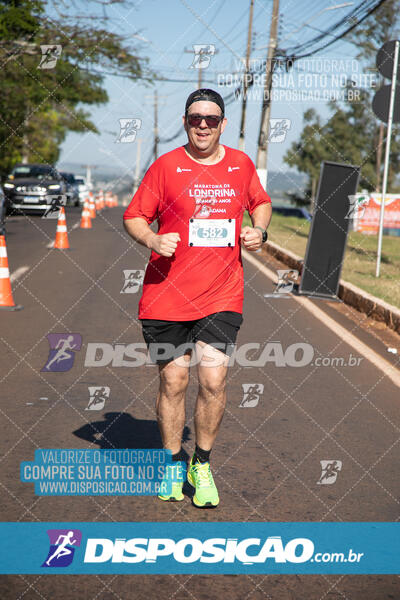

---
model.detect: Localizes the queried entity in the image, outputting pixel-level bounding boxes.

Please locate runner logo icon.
[240,383,264,407]
[121,270,145,294]
[38,45,62,69]
[268,119,291,143]
[192,204,211,218]
[317,460,342,485]
[86,386,110,411]
[189,44,216,70]
[42,529,82,567]
[41,333,82,372]
[42,195,67,219]
[275,270,298,295]
[115,118,142,143]
[345,194,369,220]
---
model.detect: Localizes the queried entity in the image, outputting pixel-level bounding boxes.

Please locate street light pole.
[376,39,399,277]
[255,0,279,187]
[238,0,255,152]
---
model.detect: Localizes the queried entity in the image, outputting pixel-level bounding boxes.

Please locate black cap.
[185,88,225,116]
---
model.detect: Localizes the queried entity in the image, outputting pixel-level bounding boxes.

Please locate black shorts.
[141,311,243,365]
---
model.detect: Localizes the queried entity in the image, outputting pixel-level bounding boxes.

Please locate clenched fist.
[240,226,263,251]
[151,232,181,257]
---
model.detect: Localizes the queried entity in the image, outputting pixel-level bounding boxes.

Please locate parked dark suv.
[60,172,81,207]
[4,163,67,215]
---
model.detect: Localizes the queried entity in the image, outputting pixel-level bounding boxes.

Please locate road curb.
[262,240,400,335]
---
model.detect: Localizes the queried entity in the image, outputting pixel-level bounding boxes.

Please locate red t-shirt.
[123,145,271,320]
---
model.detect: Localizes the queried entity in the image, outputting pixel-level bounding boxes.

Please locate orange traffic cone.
[0,235,22,310]
[88,195,96,219]
[95,194,102,212]
[54,207,69,249]
[80,201,92,229]
[113,194,118,207]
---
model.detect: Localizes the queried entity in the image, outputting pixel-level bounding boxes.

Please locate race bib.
[188,218,236,247]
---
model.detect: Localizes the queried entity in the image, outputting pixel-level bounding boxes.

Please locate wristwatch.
[254,226,268,243]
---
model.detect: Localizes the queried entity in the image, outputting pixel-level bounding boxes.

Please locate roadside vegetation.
[244,212,400,308]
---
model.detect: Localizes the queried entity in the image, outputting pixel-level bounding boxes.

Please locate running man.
[276,269,298,294]
[317,460,342,485]
[121,270,143,293]
[42,195,63,218]
[123,89,272,507]
[87,387,107,409]
[45,531,76,565]
[45,335,76,371]
[239,383,262,408]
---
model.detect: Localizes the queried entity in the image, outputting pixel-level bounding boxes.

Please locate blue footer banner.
[0,522,398,574]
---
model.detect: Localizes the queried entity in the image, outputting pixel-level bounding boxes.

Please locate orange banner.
[354,194,400,234]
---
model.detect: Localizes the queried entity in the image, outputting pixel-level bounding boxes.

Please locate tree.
[346,0,400,192]
[0,0,152,177]
[283,109,325,208]
[283,0,400,206]
[346,0,400,62]
[284,92,400,208]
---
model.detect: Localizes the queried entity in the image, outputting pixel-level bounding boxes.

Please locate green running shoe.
[187,455,219,508]
[158,463,184,502]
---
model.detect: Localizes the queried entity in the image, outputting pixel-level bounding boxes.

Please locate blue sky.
[58,0,368,179]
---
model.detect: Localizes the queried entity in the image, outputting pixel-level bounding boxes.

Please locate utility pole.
[154,90,158,161]
[256,0,279,187]
[81,165,97,188]
[198,64,202,90]
[145,92,167,162]
[238,0,255,152]
[134,138,142,194]
[375,122,384,192]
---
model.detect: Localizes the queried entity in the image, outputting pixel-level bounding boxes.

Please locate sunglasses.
[186,113,223,128]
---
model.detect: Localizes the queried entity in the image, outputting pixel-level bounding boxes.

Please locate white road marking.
[46,241,53,249]
[243,250,400,388]
[10,266,30,283]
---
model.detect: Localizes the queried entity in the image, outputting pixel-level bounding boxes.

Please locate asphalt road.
[0,206,399,599]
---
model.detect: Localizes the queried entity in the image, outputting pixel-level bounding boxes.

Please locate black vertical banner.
[299,161,360,299]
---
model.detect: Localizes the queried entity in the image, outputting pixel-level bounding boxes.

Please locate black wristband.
[254,226,268,243]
